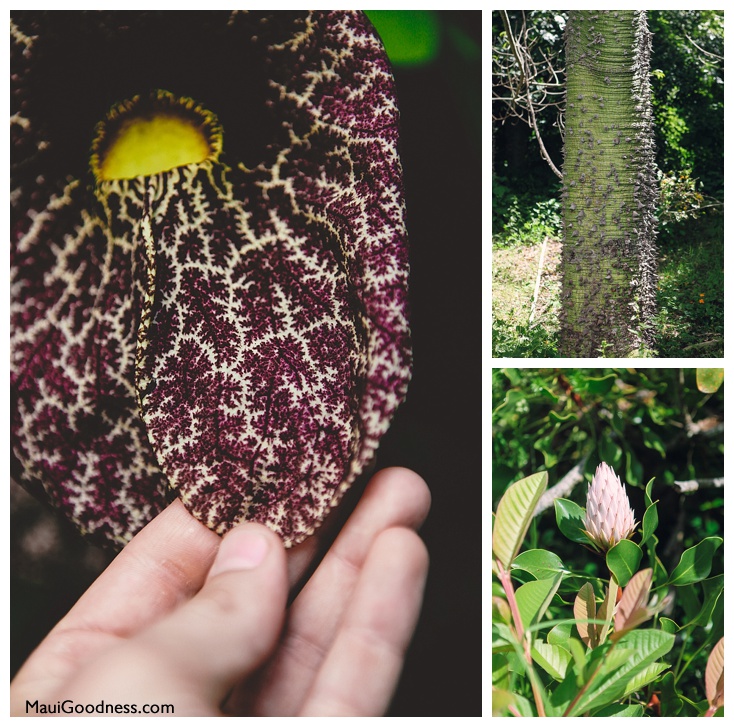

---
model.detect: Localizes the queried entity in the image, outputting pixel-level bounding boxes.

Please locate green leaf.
[554,498,592,546]
[659,671,683,716]
[598,438,623,469]
[640,499,659,548]
[567,629,675,716]
[709,587,724,644]
[493,471,548,570]
[515,573,563,629]
[640,425,666,457]
[659,617,679,634]
[492,652,510,689]
[625,448,643,486]
[534,429,559,468]
[667,536,723,586]
[648,534,668,585]
[696,368,724,393]
[596,581,616,645]
[492,388,525,416]
[676,583,702,623]
[549,410,576,423]
[531,640,571,681]
[512,549,567,580]
[621,661,669,697]
[606,539,643,587]
[547,621,573,646]
[364,10,441,67]
[644,477,656,508]
[691,575,724,629]
[492,622,515,652]
[584,373,616,395]
[593,703,645,717]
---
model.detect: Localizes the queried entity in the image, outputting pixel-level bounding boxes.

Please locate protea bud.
[584,462,638,551]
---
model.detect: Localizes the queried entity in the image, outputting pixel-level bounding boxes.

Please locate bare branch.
[499,11,563,179]
[673,477,724,494]
[494,10,565,178]
[534,454,590,516]
[683,31,724,61]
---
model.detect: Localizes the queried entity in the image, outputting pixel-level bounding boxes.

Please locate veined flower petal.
[10,11,411,548]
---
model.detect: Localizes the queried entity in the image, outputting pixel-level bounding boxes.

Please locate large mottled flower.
[10,11,411,548]
[584,462,638,551]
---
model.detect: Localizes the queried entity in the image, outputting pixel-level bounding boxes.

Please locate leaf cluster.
[492,471,724,717]
[492,368,723,618]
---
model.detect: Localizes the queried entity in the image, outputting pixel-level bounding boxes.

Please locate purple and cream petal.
[10,11,411,547]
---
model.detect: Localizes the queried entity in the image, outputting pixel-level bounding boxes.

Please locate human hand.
[10,467,430,716]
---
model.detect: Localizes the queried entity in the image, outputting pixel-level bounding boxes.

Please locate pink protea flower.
[584,462,638,551]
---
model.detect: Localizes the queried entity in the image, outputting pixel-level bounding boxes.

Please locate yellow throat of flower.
[92,90,222,181]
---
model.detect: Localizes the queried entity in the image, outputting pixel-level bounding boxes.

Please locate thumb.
[153,522,288,700]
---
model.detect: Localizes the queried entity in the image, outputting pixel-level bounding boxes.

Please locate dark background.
[10,11,482,716]
[373,10,481,716]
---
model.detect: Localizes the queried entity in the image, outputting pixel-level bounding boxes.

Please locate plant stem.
[496,560,547,717]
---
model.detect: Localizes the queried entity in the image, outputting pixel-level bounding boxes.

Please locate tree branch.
[673,477,723,494]
[499,10,563,179]
[534,454,590,515]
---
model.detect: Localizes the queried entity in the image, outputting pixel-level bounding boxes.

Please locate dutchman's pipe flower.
[10,11,411,548]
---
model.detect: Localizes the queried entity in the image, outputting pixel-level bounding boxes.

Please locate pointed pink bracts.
[584,462,638,551]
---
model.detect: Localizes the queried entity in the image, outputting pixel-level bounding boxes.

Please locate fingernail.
[209,527,270,578]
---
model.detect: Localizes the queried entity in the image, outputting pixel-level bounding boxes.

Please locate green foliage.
[492,400,724,717]
[492,319,558,358]
[492,367,723,562]
[365,10,441,66]
[656,215,723,357]
[657,169,707,226]
[493,175,562,247]
[648,11,724,198]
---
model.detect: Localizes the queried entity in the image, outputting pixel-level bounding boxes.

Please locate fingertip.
[366,467,432,529]
[207,522,285,580]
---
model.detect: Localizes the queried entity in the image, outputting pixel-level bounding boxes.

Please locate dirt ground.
[492,237,562,333]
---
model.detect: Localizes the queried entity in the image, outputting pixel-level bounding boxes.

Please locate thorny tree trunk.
[560,10,658,356]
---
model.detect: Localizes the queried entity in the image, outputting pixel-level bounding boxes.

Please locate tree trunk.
[559,10,658,356]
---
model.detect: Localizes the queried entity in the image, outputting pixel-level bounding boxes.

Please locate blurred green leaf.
[365,10,440,66]
[640,426,666,457]
[625,448,643,486]
[492,652,510,689]
[594,703,645,717]
[696,368,723,393]
[598,439,623,469]
[659,671,683,716]
[583,374,617,395]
